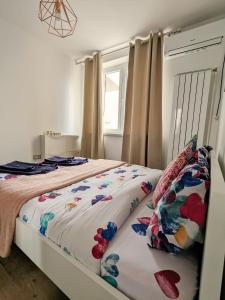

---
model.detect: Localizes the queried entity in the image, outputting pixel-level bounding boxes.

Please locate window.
[103,60,127,135]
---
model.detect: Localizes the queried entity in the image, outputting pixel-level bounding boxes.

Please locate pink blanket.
[0,159,123,257]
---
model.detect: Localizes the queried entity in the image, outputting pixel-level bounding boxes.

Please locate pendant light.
[39,0,78,38]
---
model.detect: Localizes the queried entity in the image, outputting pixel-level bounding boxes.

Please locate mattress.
[1,164,162,274]
[0,168,198,300]
[101,195,198,300]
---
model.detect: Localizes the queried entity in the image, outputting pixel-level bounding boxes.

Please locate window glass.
[103,61,127,134]
[104,71,120,130]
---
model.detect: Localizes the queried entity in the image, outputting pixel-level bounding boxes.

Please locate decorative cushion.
[147,154,210,255]
[152,135,198,208]
[181,146,211,179]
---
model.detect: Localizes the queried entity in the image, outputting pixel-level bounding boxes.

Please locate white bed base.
[199,151,225,300]
[14,219,129,300]
[14,151,225,300]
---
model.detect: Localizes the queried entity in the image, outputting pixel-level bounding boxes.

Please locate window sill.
[104,132,123,137]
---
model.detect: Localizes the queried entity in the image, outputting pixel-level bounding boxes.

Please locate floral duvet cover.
[0,164,162,274]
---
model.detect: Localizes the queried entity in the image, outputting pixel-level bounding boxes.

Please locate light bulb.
[55,0,61,21]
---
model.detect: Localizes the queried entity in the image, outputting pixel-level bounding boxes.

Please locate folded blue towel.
[0,161,58,175]
[44,156,88,166]
[0,156,88,176]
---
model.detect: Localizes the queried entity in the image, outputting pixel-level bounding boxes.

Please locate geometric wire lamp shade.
[39,0,78,38]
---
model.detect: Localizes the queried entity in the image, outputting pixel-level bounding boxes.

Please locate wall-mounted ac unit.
[164,19,225,57]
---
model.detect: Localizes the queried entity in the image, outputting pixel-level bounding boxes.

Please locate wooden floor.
[0,245,68,300]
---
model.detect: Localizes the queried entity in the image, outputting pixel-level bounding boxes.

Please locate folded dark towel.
[0,161,58,175]
[0,156,88,176]
[44,156,88,166]
[0,161,37,172]
[44,156,74,163]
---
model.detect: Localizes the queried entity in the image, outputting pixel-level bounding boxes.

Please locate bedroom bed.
[0,151,224,300]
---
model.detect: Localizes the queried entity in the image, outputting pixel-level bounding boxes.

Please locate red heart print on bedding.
[154,270,180,299]
[38,195,48,202]
[94,228,106,244]
[92,222,117,259]
[180,193,207,226]
[137,217,151,225]
[38,192,61,202]
[92,228,109,259]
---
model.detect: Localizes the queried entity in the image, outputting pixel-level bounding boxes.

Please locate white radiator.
[167,69,214,163]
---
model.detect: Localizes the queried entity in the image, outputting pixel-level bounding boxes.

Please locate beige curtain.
[80,52,104,159]
[122,33,163,169]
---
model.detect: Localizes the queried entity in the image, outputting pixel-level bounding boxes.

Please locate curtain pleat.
[122,33,163,169]
[80,52,104,159]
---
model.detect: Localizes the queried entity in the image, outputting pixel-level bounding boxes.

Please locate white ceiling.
[0,0,225,58]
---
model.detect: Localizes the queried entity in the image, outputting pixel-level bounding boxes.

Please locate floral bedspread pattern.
[101,196,198,300]
[11,164,162,274]
[0,174,19,181]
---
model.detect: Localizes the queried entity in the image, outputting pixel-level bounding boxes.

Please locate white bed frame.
[14,151,225,300]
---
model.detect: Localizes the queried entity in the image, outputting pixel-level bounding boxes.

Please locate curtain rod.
[75,30,174,65]
[75,42,131,65]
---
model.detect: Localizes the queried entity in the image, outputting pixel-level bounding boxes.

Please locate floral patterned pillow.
[151,135,198,208]
[181,146,211,179]
[147,158,210,255]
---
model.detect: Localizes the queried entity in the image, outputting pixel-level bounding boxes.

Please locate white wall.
[72,63,84,148]
[216,71,225,300]
[163,25,225,167]
[0,17,78,163]
[217,90,225,178]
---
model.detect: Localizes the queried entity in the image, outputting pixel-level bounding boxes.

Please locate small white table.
[40,134,79,159]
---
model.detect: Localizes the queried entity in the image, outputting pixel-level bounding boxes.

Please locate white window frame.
[102,58,128,136]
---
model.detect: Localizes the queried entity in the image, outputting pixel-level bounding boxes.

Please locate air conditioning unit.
[164,19,225,57]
